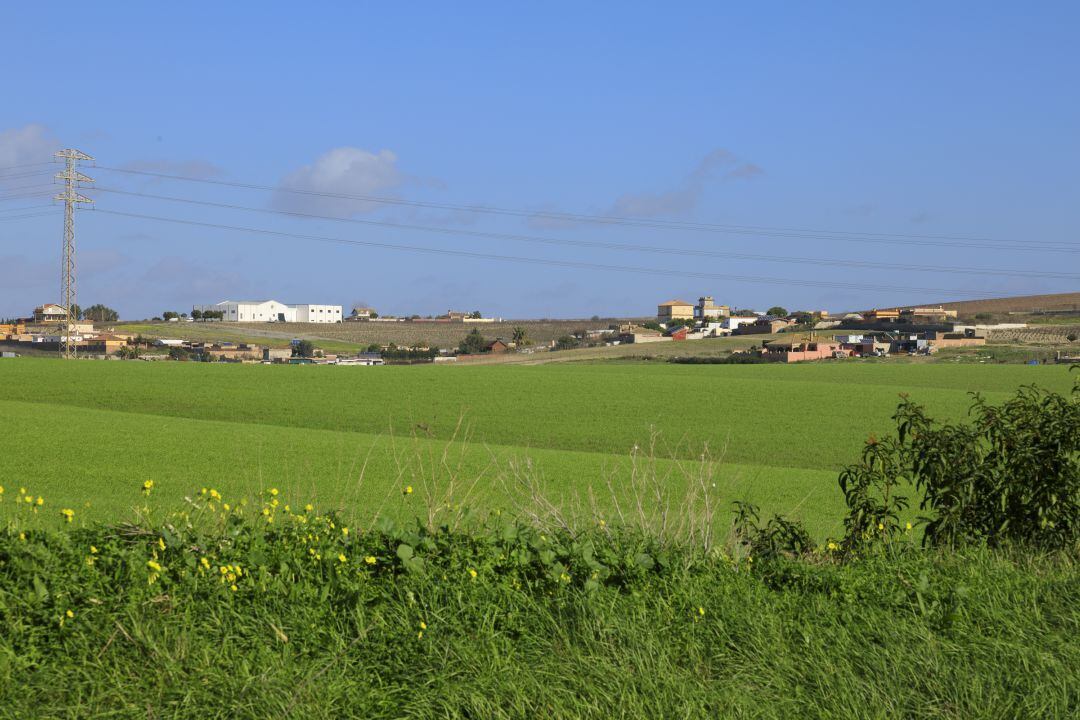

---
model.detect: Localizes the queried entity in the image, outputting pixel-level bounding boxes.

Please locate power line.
[0,161,55,172]
[0,210,56,222]
[89,186,1080,279]
[0,189,60,202]
[90,208,1006,298]
[0,169,56,181]
[0,203,55,213]
[92,164,1080,250]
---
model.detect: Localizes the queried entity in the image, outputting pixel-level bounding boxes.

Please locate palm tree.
[512,326,530,346]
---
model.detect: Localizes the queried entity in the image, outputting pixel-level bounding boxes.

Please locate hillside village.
[3,293,1078,365]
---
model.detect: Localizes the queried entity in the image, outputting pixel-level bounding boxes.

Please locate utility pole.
[54,149,93,359]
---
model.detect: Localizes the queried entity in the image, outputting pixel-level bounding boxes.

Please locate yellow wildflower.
[18,532,25,542]
[200,557,211,569]
[468,568,477,579]
[419,621,427,630]
[269,488,279,496]
[827,542,839,551]
[86,556,95,567]
[147,560,162,572]
[24,495,33,504]
[142,479,154,495]
[66,609,74,619]
[36,496,43,506]
[60,508,75,523]
[342,527,349,537]
[403,485,413,495]
[158,537,166,551]
[305,504,314,513]
[90,545,98,554]
[364,556,377,565]
[698,607,705,616]
[209,489,221,500]
[338,553,347,563]
[223,503,231,512]
[905,522,913,531]
[877,522,885,531]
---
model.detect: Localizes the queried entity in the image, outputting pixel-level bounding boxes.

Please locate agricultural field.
[1,359,1072,538]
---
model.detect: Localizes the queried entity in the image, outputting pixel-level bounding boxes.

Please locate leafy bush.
[839,379,1079,550]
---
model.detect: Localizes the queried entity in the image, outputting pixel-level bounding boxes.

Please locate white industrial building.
[195,300,343,323]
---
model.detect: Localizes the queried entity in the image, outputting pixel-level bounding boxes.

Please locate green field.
[1,359,1072,537]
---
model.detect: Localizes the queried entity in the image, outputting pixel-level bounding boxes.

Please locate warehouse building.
[195,300,343,323]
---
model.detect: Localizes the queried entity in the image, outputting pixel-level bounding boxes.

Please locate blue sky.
[1,2,1077,319]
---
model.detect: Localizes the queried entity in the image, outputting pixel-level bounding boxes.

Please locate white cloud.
[608,148,764,218]
[0,124,60,192]
[272,147,403,216]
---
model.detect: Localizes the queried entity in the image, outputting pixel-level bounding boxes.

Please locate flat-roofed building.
[195,300,343,323]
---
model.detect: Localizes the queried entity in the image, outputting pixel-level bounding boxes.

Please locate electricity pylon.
[54,149,94,359]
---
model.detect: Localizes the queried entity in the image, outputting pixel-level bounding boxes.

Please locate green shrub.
[839,379,1079,551]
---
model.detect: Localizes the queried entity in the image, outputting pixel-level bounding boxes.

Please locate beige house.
[657,300,694,322]
[33,304,67,323]
[694,296,730,319]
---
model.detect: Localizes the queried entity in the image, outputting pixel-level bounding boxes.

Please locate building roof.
[658,300,693,307]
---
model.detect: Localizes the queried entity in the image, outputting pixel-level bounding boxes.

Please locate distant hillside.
[895,291,1080,316]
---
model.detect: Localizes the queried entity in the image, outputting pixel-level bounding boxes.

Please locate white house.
[195,300,343,324]
[723,316,758,331]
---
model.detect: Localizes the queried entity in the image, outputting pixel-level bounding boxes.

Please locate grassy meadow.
[1,358,1072,537]
[1,357,1077,718]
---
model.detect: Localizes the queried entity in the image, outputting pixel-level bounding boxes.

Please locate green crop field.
[1,359,1072,537]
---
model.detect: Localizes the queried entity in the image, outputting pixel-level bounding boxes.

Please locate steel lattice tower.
[54,149,94,359]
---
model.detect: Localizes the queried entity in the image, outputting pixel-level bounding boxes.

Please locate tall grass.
[1,470,1076,718]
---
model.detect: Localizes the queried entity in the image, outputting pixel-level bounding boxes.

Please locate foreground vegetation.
[1,376,1076,717]
[2,509,1076,719]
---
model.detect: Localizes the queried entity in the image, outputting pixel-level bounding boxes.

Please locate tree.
[553,335,579,351]
[468,311,482,319]
[69,304,82,321]
[162,311,179,321]
[369,311,379,319]
[292,340,315,358]
[457,328,487,355]
[511,326,530,346]
[766,306,788,318]
[191,309,203,321]
[83,304,119,322]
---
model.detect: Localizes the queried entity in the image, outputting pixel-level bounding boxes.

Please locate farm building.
[33,304,67,323]
[762,339,845,363]
[694,296,730,320]
[657,300,694,322]
[667,326,689,341]
[346,306,376,321]
[618,325,671,344]
[733,317,795,335]
[195,300,343,323]
[485,339,509,353]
